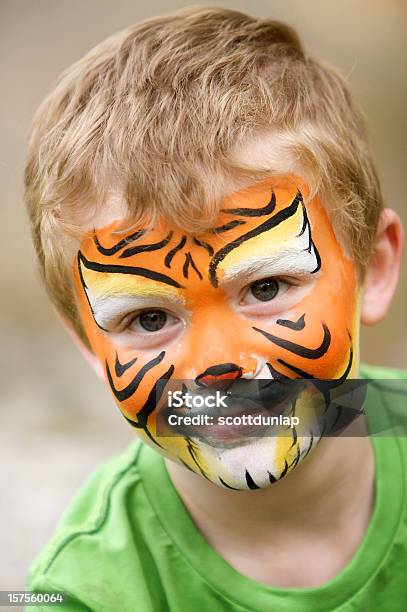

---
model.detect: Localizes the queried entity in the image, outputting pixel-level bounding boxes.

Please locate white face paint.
[219,199,320,284]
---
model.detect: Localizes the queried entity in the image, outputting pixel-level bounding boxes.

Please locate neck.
[165,428,375,548]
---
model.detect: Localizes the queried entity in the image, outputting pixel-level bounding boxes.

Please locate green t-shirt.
[27,364,407,611]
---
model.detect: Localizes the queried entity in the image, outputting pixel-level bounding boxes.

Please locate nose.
[195,363,243,390]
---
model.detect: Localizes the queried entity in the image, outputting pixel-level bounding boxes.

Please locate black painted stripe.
[123,364,173,448]
[209,192,302,287]
[219,477,240,490]
[277,360,315,378]
[279,459,289,478]
[277,342,353,388]
[310,239,321,273]
[165,236,187,268]
[77,251,110,333]
[119,231,174,258]
[298,205,321,274]
[193,237,214,256]
[266,362,288,379]
[186,438,209,479]
[208,219,246,234]
[135,364,174,428]
[123,363,175,449]
[296,204,308,237]
[268,471,277,484]
[78,251,184,289]
[221,191,276,217]
[245,469,260,489]
[94,228,148,256]
[106,351,166,402]
[183,252,202,280]
[115,353,138,377]
[182,253,189,279]
[187,252,203,280]
[253,323,331,360]
[327,345,354,387]
[179,458,195,472]
[289,445,301,469]
[304,216,312,253]
[276,314,306,331]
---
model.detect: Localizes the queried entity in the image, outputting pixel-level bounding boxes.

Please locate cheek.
[274,268,359,379]
[236,266,360,380]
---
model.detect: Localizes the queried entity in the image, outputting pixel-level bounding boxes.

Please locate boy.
[25,6,406,611]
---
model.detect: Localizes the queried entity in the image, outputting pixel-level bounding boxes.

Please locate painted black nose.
[195,363,243,390]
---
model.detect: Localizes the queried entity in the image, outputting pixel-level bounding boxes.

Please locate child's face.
[73,177,359,489]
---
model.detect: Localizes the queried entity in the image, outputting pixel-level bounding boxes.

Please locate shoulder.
[27,440,145,602]
[360,362,407,380]
[360,362,407,448]
[360,362,407,408]
[360,362,407,411]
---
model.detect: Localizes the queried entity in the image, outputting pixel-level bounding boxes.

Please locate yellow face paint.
[79,262,185,301]
[73,176,359,490]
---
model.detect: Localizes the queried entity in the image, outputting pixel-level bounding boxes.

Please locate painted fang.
[73,178,359,490]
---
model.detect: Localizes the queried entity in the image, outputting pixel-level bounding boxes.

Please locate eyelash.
[241,274,301,296]
[118,308,174,333]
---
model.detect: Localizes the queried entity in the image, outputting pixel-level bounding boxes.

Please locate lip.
[156,378,306,447]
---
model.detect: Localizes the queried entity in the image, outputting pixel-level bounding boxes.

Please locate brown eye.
[250,278,279,302]
[139,310,167,332]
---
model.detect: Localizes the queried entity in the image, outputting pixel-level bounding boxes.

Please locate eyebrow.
[209,192,303,287]
[78,251,185,288]
[213,194,322,287]
[218,244,320,288]
[91,293,186,329]
[93,290,186,309]
[78,253,186,329]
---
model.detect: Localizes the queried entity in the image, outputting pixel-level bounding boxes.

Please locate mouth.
[156,378,306,447]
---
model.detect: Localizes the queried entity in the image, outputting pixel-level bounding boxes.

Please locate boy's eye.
[250,278,279,302]
[240,276,292,307]
[130,310,169,332]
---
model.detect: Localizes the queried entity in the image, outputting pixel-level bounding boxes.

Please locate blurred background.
[1,0,406,598]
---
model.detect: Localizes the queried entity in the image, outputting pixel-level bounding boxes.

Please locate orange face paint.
[73,177,359,489]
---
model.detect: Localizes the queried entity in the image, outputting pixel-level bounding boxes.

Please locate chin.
[188,434,317,491]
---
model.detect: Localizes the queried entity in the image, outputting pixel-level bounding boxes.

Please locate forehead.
[80,177,334,253]
[75,178,348,305]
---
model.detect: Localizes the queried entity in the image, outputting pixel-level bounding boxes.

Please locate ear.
[360,208,404,325]
[54,308,105,380]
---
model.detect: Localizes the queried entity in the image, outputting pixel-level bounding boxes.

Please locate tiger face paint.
[73,177,359,490]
